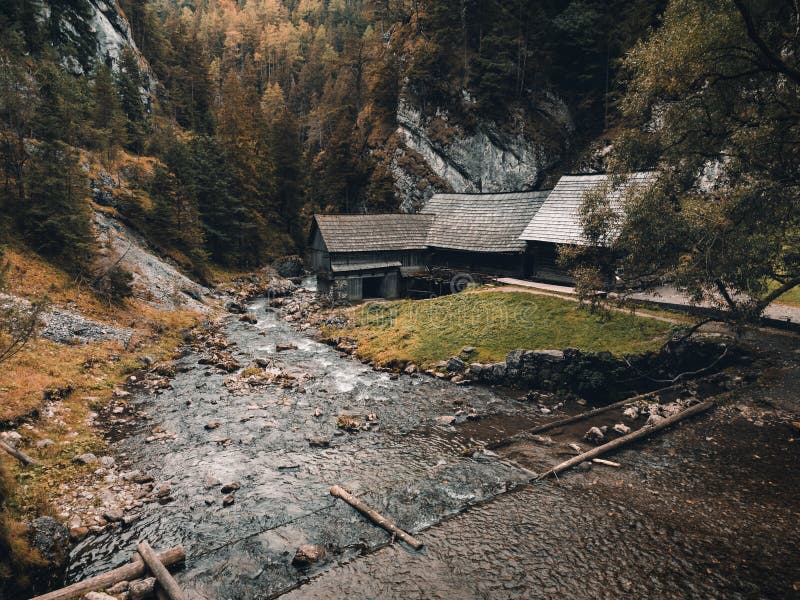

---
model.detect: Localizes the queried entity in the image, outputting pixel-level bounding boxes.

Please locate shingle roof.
[313,214,434,253]
[421,192,550,253]
[519,173,657,245]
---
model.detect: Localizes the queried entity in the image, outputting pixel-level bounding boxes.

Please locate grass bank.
[323,292,674,369]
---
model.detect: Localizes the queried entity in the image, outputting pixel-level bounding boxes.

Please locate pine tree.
[115,47,147,152]
[92,62,127,160]
[20,140,95,272]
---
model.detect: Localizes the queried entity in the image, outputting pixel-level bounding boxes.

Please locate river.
[66,296,800,599]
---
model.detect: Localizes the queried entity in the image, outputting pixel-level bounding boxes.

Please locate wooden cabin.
[420,192,550,277]
[309,214,433,300]
[519,172,657,284]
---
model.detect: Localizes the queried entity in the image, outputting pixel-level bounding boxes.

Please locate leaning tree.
[577,0,800,324]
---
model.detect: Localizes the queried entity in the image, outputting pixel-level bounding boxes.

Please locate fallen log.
[136,541,188,600]
[28,546,185,600]
[537,399,715,480]
[529,384,683,435]
[0,439,39,466]
[330,485,424,550]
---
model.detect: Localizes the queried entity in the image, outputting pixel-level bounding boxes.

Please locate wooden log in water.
[0,439,39,466]
[537,400,716,480]
[330,485,424,550]
[28,546,185,600]
[135,541,188,600]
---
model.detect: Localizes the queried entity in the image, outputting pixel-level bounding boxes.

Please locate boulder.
[72,453,98,465]
[584,426,605,445]
[307,436,330,448]
[239,313,258,325]
[225,301,245,314]
[220,482,241,494]
[613,423,631,435]
[292,544,327,568]
[446,356,467,373]
[622,406,639,420]
[102,508,124,523]
[28,516,70,585]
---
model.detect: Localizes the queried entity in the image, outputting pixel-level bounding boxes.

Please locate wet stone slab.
[67,299,536,596]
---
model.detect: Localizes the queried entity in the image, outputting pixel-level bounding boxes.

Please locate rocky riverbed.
[56,281,800,599]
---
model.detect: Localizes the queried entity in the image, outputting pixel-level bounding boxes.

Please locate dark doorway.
[362,276,383,298]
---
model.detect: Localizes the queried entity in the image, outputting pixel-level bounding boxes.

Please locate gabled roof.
[421,191,550,253]
[519,172,657,246]
[312,214,434,253]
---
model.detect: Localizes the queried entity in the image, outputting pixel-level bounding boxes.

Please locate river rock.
[102,508,124,523]
[446,356,467,372]
[613,423,631,435]
[203,474,222,488]
[155,483,172,498]
[307,436,330,448]
[36,438,55,448]
[646,413,665,427]
[222,494,235,507]
[225,301,245,314]
[99,455,115,468]
[1,431,22,444]
[292,544,327,568]
[276,343,298,352]
[69,526,89,542]
[72,453,98,465]
[220,482,241,493]
[584,427,605,444]
[622,406,639,420]
[240,313,258,324]
[435,415,456,425]
[205,422,221,430]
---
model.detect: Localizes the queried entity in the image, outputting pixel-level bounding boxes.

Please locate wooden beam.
[136,541,188,600]
[29,546,185,600]
[330,485,424,550]
[537,400,715,480]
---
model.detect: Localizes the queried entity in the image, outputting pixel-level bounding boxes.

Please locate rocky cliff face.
[44,0,156,95]
[391,94,573,212]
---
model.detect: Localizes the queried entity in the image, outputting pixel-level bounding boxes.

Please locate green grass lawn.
[325,292,674,368]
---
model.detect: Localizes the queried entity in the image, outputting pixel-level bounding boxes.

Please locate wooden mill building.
[309,214,433,300]
[309,172,656,300]
[519,172,657,283]
[421,192,550,275]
